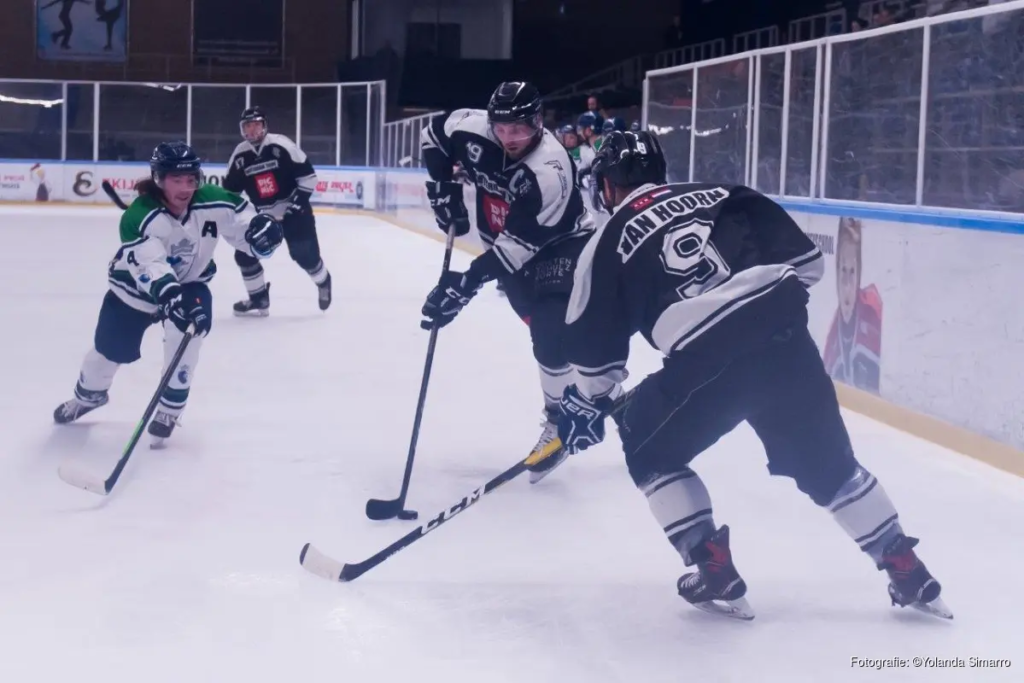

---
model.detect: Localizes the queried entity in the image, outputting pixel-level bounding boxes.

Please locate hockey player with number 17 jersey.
[553,130,950,620]
[224,106,332,315]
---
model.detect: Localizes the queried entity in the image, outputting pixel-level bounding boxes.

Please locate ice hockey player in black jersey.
[419,81,595,482]
[224,106,332,315]
[53,142,283,445]
[554,130,950,621]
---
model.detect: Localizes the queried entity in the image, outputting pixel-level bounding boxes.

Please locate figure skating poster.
[36,0,127,62]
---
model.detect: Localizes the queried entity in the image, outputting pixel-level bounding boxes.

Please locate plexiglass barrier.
[643,2,1024,213]
[382,111,444,168]
[0,80,386,167]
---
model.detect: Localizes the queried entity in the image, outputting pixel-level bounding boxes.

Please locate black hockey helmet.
[601,117,627,135]
[240,106,268,144]
[149,141,203,185]
[487,81,542,124]
[487,82,544,157]
[591,130,667,212]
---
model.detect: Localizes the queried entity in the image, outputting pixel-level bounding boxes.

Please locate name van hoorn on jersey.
[617,187,728,260]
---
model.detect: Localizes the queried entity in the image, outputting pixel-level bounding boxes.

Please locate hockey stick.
[364,221,460,522]
[101,180,129,210]
[58,324,196,495]
[304,391,633,582]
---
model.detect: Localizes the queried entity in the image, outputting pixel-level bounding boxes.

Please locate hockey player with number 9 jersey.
[554,130,949,620]
[53,141,284,445]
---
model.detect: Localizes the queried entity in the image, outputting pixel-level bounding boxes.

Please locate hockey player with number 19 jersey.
[553,130,950,620]
[418,81,595,482]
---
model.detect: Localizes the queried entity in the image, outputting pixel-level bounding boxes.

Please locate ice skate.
[318,272,332,311]
[878,535,952,619]
[53,389,109,425]
[677,525,755,620]
[526,406,569,484]
[147,410,179,449]
[233,283,270,317]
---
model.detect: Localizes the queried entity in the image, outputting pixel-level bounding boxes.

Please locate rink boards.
[1,158,1022,468]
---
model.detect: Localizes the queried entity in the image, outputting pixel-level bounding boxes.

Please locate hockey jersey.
[223,133,317,220]
[822,286,883,393]
[107,185,262,314]
[421,109,594,279]
[565,183,824,400]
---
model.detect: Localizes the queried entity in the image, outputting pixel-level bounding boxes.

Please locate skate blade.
[233,309,269,318]
[527,450,569,484]
[690,596,755,621]
[149,437,168,450]
[911,597,953,620]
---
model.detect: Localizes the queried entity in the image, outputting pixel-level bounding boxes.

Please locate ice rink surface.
[1,205,1022,682]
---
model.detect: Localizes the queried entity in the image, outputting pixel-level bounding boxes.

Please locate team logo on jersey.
[255,173,279,198]
[509,168,531,198]
[617,187,728,261]
[471,169,513,204]
[244,160,279,176]
[166,238,194,267]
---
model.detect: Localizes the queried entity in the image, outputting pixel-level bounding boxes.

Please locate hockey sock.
[641,467,716,565]
[158,324,204,416]
[538,362,574,410]
[75,348,119,403]
[240,261,267,297]
[305,258,329,286]
[825,466,903,563]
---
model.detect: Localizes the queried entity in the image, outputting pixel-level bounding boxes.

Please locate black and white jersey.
[565,183,824,400]
[223,133,317,220]
[421,108,594,278]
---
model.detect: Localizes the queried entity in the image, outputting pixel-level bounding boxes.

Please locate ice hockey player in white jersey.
[553,131,950,620]
[419,82,595,482]
[53,142,283,444]
[224,106,332,315]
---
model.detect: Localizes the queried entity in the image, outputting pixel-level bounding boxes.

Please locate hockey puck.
[397,510,418,521]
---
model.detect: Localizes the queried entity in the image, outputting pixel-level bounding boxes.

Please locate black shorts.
[618,324,858,505]
[94,283,213,364]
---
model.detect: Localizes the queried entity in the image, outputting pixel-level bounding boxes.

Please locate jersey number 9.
[661,218,731,299]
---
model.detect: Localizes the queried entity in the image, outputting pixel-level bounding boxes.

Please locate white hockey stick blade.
[57,463,109,495]
[299,543,344,582]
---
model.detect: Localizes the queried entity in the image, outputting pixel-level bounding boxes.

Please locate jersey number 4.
[661,218,730,299]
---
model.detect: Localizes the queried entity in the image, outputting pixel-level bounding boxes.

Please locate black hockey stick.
[101,180,129,210]
[58,324,196,495]
[364,221,460,522]
[303,391,633,582]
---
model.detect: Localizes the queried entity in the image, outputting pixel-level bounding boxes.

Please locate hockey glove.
[245,214,284,258]
[420,269,483,330]
[158,285,212,337]
[557,385,614,454]
[426,180,470,237]
[284,189,312,217]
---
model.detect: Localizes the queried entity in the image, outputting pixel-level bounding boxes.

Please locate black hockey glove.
[245,214,284,258]
[420,269,484,330]
[158,285,212,337]
[285,189,312,217]
[556,385,614,454]
[426,180,470,237]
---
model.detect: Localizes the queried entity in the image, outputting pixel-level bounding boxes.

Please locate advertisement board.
[0,163,62,202]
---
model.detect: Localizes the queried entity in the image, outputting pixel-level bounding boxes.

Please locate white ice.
[1,206,1021,683]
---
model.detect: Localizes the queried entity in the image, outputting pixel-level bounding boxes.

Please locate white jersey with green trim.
[107,184,261,314]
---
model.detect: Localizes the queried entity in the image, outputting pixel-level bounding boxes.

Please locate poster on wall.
[36,0,127,62]
[819,216,884,395]
[192,0,284,67]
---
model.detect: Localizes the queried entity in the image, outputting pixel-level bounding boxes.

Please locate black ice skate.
[677,525,755,620]
[526,406,569,484]
[233,284,270,317]
[147,410,178,449]
[318,272,332,311]
[877,535,952,619]
[53,389,109,424]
